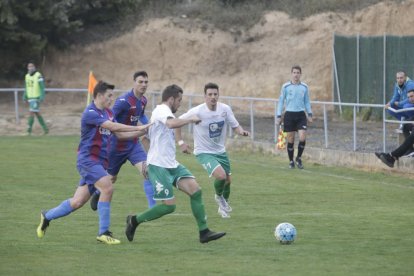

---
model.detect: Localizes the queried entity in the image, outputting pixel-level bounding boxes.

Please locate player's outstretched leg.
[125,204,176,242]
[36,211,50,238]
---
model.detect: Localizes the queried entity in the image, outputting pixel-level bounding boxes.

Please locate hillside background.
[3,0,414,100]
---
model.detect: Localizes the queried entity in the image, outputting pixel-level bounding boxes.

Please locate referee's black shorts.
[283,111,307,132]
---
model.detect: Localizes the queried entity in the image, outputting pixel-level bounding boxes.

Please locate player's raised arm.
[113,123,153,140]
[165,115,201,129]
[101,120,152,132]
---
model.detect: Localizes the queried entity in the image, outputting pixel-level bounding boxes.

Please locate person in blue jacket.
[385,71,414,121]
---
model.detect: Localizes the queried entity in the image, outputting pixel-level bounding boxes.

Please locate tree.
[0,0,139,80]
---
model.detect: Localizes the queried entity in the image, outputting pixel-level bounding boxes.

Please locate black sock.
[297,141,306,158]
[287,143,294,161]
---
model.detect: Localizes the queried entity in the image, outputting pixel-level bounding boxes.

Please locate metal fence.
[0,88,404,153]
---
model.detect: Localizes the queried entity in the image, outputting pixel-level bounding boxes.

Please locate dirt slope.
[43,0,414,101]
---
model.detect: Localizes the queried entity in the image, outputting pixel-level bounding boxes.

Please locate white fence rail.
[0,88,403,152]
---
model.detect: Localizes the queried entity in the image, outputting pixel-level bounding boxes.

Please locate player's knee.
[162,203,176,214]
[99,183,114,196]
[190,188,202,199]
[216,173,227,181]
[70,198,86,210]
[213,168,227,181]
[111,175,117,183]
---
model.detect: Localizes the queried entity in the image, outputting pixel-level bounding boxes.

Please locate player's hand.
[190,115,201,125]
[239,130,250,137]
[308,117,313,123]
[136,122,153,132]
[180,143,192,154]
[384,103,390,109]
[275,117,281,126]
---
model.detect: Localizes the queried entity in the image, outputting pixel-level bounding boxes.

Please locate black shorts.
[283,111,307,132]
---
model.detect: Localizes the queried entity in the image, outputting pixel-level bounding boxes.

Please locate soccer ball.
[274,222,296,244]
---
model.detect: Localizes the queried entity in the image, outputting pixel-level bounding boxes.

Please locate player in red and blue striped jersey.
[90,71,155,210]
[36,81,152,244]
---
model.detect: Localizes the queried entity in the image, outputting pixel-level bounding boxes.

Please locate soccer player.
[276,65,313,169]
[175,82,250,218]
[90,71,155,211]
[23,62,49,135]
[125,84,226,243]
[36,81,152,245]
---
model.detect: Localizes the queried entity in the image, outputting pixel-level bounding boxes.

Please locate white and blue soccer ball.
[274,222,296,244]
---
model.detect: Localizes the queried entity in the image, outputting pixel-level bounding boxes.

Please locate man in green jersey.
[175,82,250,218]
[125,84,226,243]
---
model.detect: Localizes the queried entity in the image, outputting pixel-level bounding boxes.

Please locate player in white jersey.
[125,84,226,244]
[176,82,250,218]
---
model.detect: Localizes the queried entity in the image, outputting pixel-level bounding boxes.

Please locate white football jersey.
[179,102,239,155]
[147,104,179,168]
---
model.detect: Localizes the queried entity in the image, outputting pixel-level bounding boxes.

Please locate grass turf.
[0,136,413,275]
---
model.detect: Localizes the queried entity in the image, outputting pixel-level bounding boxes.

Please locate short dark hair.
[162,84,183,102]
[93,81,115,98]
[204,82,219,94]
[133,71,148,80]
[291,65,302,73]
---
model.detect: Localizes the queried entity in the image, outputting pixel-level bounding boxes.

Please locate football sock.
[297,141,306,158]
[44,199,73,220]
[190,190,208,231]
[143,179,156,208]
[36,114,48,132]
[223,183,231,201]
[27,115,34,133]
[136,204,176,224]
[214,179,225,196]
[98,201,111,235]
[287,142,294,161]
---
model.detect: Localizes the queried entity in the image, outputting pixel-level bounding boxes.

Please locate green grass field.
[1,136,413,275]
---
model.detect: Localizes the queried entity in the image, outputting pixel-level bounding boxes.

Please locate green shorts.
[195,152,231,177]
[28,99,40,112]
[147,164,194,200]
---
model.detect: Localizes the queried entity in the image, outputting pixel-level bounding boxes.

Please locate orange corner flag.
[88,71,98,94]
[87,71,98,106]
[276,127,287,150]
